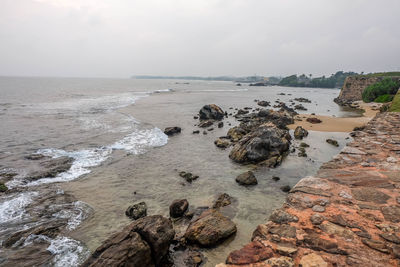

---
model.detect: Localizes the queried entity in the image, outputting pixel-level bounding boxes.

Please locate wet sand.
[288,101,382,132]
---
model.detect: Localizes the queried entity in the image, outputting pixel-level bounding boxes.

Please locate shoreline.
[288,101,381,132]
[219,111,400,266]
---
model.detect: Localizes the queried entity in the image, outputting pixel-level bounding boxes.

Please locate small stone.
[299,253,327,267]
[272,176,280,181]
[300,142,310,148]
[312,205,325,212]
[218,122,224,128]
[214,138,230,148]
[164,126,181,136]
[192,130,200,134]
[169,199,189,218]
[310,214,325,225]
[125,201,147,220]
[326,138,339,147]
[213,193,232,209]
[269,209,299,224]
[280,185,291,192]
[0,183,8,192]
[236,171,258,186]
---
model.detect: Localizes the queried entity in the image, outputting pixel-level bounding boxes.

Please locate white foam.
[0,192,38,223]
[51,201,92,230]
[47,236,90,267]
[153,88,174,93]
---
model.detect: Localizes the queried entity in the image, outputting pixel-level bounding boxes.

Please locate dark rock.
[126,201,147,220]
[236,109,249,116]
[207,127,214,131]
[185,209,237,247]
[272,176,280,181]
[280,185,291,192]
[257,101,270,107]
[193,116,199,119]
[192,130,200,134]
[169,199,189,218]
[214,138,231,148]
[218,121,224,128]
[306,117,322,124]
[303,233,346,254]
[298,147,307,157]
[24,154,47,160]
[294,104,307,111]
[235,171,258,186]
[379,233,400,244]
[229,124,290,164]
[164,127,181,136]
[198,120,213,128]
[361,238,390,253]
[28,156,74,181]
[0,182,8,192]
[294,97,311,103]
[294,126,308,139]
[179,172,199,183]
[326,139,339,147]
[269,209,299,224]
[199,104,224,121]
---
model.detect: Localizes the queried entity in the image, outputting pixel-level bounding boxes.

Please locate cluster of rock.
[218,112,400,267]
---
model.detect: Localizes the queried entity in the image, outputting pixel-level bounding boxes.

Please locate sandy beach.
[288,101,382,132]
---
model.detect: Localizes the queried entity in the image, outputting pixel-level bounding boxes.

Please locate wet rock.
[269,209,298,224]
[192,130,200,134]
[294,97,311,103]
[235,171,257,186]
[299,253,327,267]
[236,109,249,116]
[164,126,181,136]
[226,241,273,264]
[185,209,236,247]
[207,127,214,131]
[199,104,224,121]
[25,154,47,160]
[214,138,230,148]
[213,193,232,209]
[179,171,199,183]
[306,117,322,124]
[126,201,147,220]
[300,142,310,147]
[280,185,291,192]
[326,138,339,147]
[84,215,175,266]
[351,187,390,204]
[28,156,74,181]
[229,124,290,164]
[298,147,307,157]
[198,120,214,128]
[0,182,8,192]
[294,104,307,111]
[294,126,308,140]
[218,121,224,128]
[183,250,204,267]
[257,101,270,107]
[272,176,280,181]
[169,199,189,218]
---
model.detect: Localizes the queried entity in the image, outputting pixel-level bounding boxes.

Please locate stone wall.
[218,112,400,267]
[334,76,400,105]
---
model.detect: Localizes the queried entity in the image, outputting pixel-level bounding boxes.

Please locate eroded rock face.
[185,209,236,247]
[199,104,224,121]
[84,215,175,267]
[229,124,290,164]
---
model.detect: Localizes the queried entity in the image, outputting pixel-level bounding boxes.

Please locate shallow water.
[0,77,356,266]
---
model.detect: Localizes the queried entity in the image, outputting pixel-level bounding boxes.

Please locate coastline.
[288,101,381,132]
[218,111,400,266]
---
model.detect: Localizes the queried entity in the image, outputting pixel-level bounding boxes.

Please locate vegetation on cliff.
[362,78,400,103]
[360,72,400,78]
[390,90,400,112]
[278,71,358,88]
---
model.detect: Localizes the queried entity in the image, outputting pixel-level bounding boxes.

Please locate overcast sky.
[0,0,399,78]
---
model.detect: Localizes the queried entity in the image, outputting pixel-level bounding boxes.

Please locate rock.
[227,126,247,142]
[213,193,232,209]
[214,138,230,148]
[126,201,147,220]
[198,120,214,128]
[272,176,280,181]
[361,238,390,253]
[226,241,273,264]
[25,154,47,160]
[185,209,237,246]
[294,97,312,103]
[0,182,8,192]
[312,205,325,212]
[236,171,258,186]
[306,117,322,124]
[193,116,199,119]
[294,126,308,139]
[164,127,181,136]
[236,109,249,116]
[179,171,199,183]
[84,215,174,267]
[300,142,310,147]
[351,187,390,204]
[199,104,224,121]
[294,104,307,111]
[266,256,294,267]
[192,130,200,134]
[275,243,298,256]
[269,209,298,224]
[183,250,204,267]
[299,253,327,267]
[229,124,290,164]
[28,156,74,181]
[381,206,400,223]
[280,185,291,192]
[257,101,270,107]
[379,232,400,244]
[207,127,214,131]
[310,214,325,225]
[341,146,367,155]
[218,121,224,128]
[326,138,339,147]
[298,147,307,157]
[169,199,189,218]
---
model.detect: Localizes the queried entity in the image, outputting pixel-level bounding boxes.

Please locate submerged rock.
[126,202,147,220]
[229,124,290,164]
[179,171,199,183]
[198,120,214,128]
[213,193,233,209]
[83,215,174,267]
[170,199,189,218]
[294,126,308,140]
[185,209,236,247]
[235,171,258,186]
[326,138,339,147]
[164,127,181,136]
[28,156,74,181]
[199,104,224,121]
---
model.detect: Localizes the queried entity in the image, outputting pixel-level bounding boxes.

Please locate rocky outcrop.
[335,76,400,105]
[229,123,290,164]
[83,215,175,267]
[199,104,225,120]
[219,112,400,267]
[126,202,147,220]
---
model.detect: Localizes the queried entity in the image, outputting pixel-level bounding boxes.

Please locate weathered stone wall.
[335,76,400,105]
[218,112,400,267]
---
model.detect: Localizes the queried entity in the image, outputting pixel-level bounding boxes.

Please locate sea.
[0,77,360,266]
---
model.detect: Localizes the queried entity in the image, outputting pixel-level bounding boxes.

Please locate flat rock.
[226,241,273,265]
[299,253,328,267]
[351,188,390,204]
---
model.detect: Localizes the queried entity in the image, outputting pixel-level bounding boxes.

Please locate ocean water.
[0,77,358,266]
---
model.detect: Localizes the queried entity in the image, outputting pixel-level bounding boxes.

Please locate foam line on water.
[0,192,38,224]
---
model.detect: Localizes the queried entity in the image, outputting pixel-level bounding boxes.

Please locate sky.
[0,0,399,78]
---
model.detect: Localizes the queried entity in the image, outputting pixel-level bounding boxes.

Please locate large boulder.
[229,124,290,164]
[199,104,224,121]
[83,215,175,267]
[185,209,237,246]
